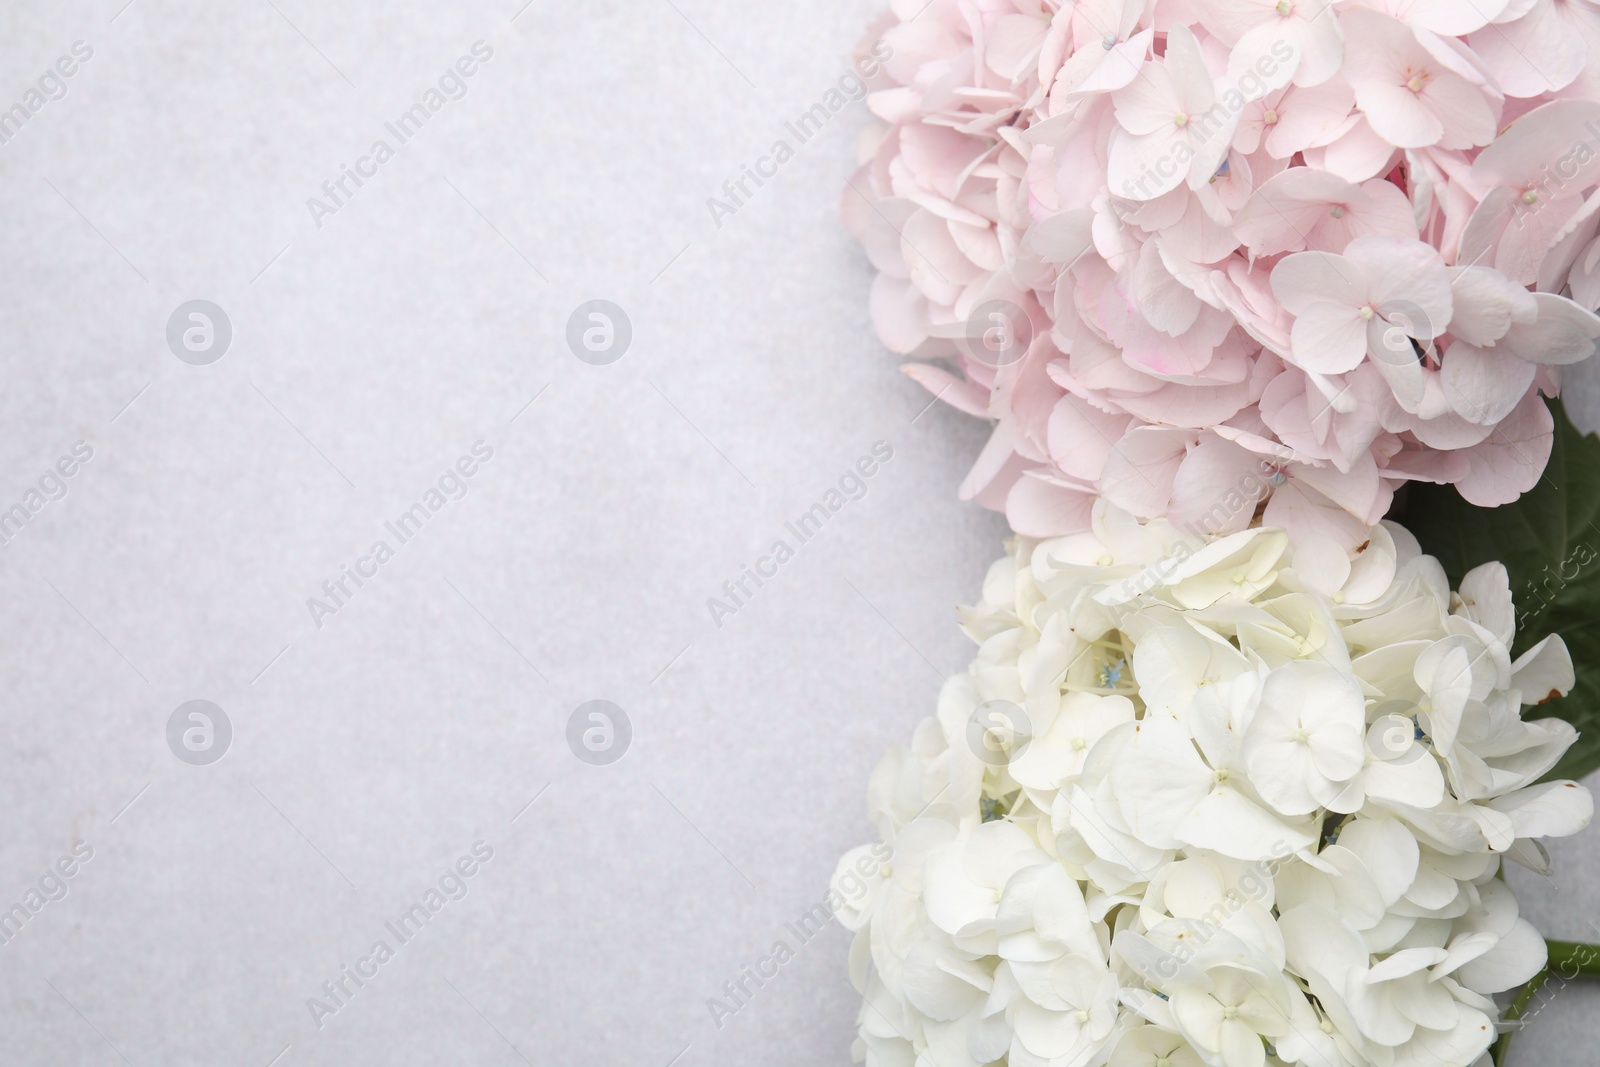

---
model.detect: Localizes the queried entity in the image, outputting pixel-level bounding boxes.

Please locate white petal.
[1511,634,1575,703]
[1487,780,1595,839]
[1455,918,1547,993]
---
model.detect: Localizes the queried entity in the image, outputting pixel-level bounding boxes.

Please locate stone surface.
[0,3,1594,1065]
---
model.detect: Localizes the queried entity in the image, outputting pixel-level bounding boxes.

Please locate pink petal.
[1397,0,1511,35]
[870,273,931,353]
[1100,426,1193,518]
[1133,241,1202,335]
[1420,68,1497,150]
[1371,346,1427,411]
[1458,185,1516,271]
[1346,235,1454,336]
[844,190,915,278]
[1266,78,1358,158]
[1447,266,1538,346]
[1470,99,1600,188]
[1236,169,1360,256]
[1163,25,1217,112]
[1294,451,1387,522]
[903,208,981,306]
[1381,447,1470,484]
[1291,3,1348,87]
[1225,21,1300,96]
[1341,10,1442,140]
[1236,170,1416,257]
[1291,301,1370,373]
[960,421,1021,503]
[1117,373,1255,427]
[1108,128,1187,201]
[901,362,991,417]
[1495,195,1588,286]
[1358,80,1444,148]
[1026,210,1094,266]
[1468,0,1586,97]
[1048,398,1131,481]
[1308,178,1419,249]
[1168,435,1264,534]
[986,13,1046,81]
[1271,250,1364,313]
[1439,343,1537,425]
[1006,471,1095,537]
[1503,293,1600,366]
[1113,63,1181,137]
[1309,116,1399,182]
[1455,392,1554,506]
[1262,477,1373,545]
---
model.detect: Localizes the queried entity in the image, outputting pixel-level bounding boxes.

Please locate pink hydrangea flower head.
[848,0,1600,544]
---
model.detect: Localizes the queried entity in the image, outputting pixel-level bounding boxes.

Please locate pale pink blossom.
[1469,0,1600,98]
[1270,236,1453,376]
[1109,26,1240,202]
[1233,170,1415,255]
[846,0,1600,545]
[1197,0,1345,92]
[1231,77,1356,159]
[1338,8,1498,151]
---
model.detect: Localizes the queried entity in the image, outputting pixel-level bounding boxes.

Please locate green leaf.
[1398,397,1600,782]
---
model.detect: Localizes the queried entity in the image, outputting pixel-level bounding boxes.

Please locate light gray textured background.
[0,2,1594,1065]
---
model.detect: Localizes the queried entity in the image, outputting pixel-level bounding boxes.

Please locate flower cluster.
[832,505,1592,1067]
[847,0,1600,545]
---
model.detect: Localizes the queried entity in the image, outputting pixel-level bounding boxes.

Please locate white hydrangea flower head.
[833,503,1592,1067]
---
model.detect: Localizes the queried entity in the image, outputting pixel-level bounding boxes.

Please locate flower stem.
[1545,940,1600,977]
[1492,970,1548,1067]
[1492,940,1600,1065]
